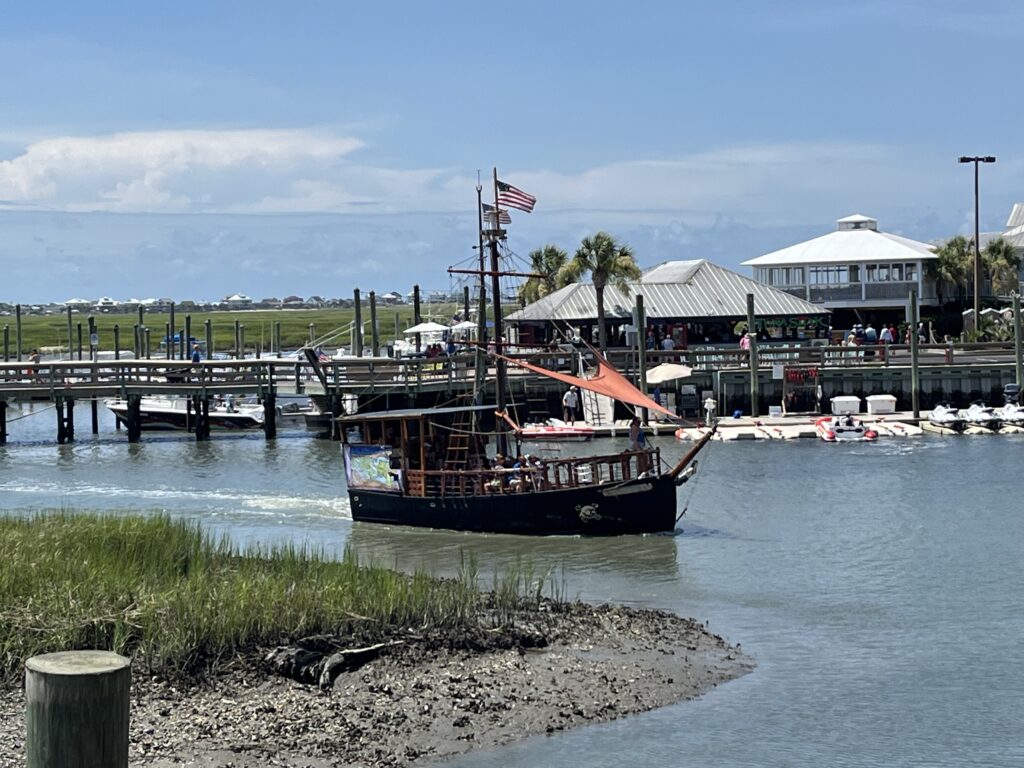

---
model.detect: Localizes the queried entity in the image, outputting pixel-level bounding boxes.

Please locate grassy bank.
[0,513,555,683]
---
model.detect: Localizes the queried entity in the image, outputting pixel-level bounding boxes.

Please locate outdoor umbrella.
[645,363,693,384]
[403,321,449,335]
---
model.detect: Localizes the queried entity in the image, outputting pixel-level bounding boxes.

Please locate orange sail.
[498,346,679,420]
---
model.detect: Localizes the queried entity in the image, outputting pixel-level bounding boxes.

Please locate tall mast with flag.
[481,167,537,456]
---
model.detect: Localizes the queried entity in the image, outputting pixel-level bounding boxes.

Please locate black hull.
[348,476,679,536]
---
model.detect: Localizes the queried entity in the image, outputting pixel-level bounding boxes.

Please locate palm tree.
[928,236,972,306]
[982,237,1022,297]
[518,245,568,305]
[560,232,642,350]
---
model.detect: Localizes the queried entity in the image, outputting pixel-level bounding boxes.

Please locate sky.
[1,0,1022,304]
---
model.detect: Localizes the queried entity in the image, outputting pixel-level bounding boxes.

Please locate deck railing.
[402,448,661,498]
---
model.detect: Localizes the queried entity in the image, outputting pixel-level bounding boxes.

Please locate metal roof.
[1007,203,1024,229]
[742,227,936,267]
[506,260,828,323]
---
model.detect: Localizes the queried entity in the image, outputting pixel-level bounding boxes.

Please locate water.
[2,406,1022,767]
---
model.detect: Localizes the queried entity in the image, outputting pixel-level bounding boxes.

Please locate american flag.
[496,180,536,213]
[482,202,511,225]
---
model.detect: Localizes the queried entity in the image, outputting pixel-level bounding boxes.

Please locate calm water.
[2,405,1022,767]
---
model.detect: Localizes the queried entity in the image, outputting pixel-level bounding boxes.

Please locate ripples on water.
[2,411,1023,766]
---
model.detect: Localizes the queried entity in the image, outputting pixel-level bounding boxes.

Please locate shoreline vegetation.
[0,514,752,766]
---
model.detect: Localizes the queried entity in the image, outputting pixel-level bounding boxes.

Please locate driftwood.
[266,639,405,688]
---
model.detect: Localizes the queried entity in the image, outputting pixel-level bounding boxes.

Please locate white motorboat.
[927,404,966,432]
[815,415,878,443]
[105,396,264,431]
[518,419,595,442]
[961,401,1000,430]
[997,401,1024,426]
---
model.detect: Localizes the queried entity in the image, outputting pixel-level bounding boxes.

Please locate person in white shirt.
[562,386,579,425]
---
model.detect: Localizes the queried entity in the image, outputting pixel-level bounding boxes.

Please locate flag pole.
[491,167,508,456]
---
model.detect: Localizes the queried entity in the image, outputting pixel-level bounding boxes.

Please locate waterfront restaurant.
[506,259,830,348]
[742,214,938,330]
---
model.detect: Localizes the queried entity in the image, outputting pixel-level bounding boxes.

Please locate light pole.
[958,155,996,329]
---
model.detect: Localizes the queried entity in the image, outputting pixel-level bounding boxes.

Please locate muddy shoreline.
[0,603,752,767]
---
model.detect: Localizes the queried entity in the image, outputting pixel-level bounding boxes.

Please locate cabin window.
[906,263,917,280]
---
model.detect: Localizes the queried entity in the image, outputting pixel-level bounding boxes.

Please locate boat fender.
[674,462,698,486]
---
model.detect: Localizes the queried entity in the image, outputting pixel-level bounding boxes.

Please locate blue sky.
[1,1,1021,303]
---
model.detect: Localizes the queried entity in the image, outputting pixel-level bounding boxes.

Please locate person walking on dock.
[562,386,579,425]
[191,344,202,364]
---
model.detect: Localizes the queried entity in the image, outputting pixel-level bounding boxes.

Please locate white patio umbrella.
[645,363,693,384]
[403,321,449,335]
[450,320,477,331]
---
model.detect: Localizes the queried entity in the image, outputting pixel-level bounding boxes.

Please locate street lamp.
[958,155,996,329]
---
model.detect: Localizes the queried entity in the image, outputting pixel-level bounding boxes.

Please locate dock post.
[66,399,75,442]
[114,325,120,360]
[3,324,9,362]
[1014,293,1023,388]
[205,319,213,361]
[234,321,241,359]
[126,395,141,443]
[636,294,648,424]
[263,392,277,439]
[25,650,130,768]
[66,307,73,360]
[192,396,209,441]
[185,315,192,360]
[55,398,66,445]
[463,286,470,322]
[240,325,246,359]
[746,293,759,417]
[369,291,379,357]
[910,288,920,418]
[164,322,171,359]
[169,303,176,359]
[354,288,363,357]
[133,324,140,359]
[413,284,422,353]
[16,304,22,361]
[0,401,7,444]
[76,323,83,361]
[91,399,99,435]
[274,322,281,358]
[144,328,151,359]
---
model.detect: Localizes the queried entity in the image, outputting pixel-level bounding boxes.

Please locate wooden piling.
[413,284,422,353]
[369,291,379,357]
[353,288,363,357]
[0,401,7,444]
[205,319,213,361]
[16,304,23,361]
[169,303,176,359]
[746,293,759,417]
[263,392,277,439]
[126,395,141,443]
[25,650,130,768]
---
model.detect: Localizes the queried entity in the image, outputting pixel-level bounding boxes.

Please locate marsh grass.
[0,513,556,682]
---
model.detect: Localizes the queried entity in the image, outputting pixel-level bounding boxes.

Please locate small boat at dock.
[961,401,1000,430]
[105,396,264,431]
[927,404,966,432]
[815,415,878,442]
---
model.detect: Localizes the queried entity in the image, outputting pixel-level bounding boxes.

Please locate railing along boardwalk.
[0,341,1020,444]
[0,342,1017,402]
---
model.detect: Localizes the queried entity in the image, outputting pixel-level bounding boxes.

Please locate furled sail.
[498,346,680,420]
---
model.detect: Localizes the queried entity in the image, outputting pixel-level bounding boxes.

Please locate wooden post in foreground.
[25,650,131,768]
[746,292,759,417]
[1014,292,1023,389]
[910,288,920,419]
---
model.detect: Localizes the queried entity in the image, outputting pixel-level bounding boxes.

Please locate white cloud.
[0,130,983,229]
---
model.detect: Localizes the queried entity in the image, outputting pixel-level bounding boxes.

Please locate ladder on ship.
[441,405,475,495]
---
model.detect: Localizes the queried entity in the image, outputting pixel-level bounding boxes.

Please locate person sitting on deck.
[485,455,507,492]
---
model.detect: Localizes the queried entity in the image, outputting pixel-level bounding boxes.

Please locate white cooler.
[866,395,897,415]
[830,396,861,414]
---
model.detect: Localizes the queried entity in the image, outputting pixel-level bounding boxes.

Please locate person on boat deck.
[191,343,201,364]
[629,416,647,452]
[562,386,579,425]
[509,455,528,492]
[486,455,508,492]
[525,454,546,490]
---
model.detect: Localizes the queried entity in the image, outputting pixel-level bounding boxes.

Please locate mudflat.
[0,603,751,767]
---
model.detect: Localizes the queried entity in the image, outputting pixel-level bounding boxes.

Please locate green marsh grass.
[0,513,557,682]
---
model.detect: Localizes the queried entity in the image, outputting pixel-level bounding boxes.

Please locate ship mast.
[488,168,509,456]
